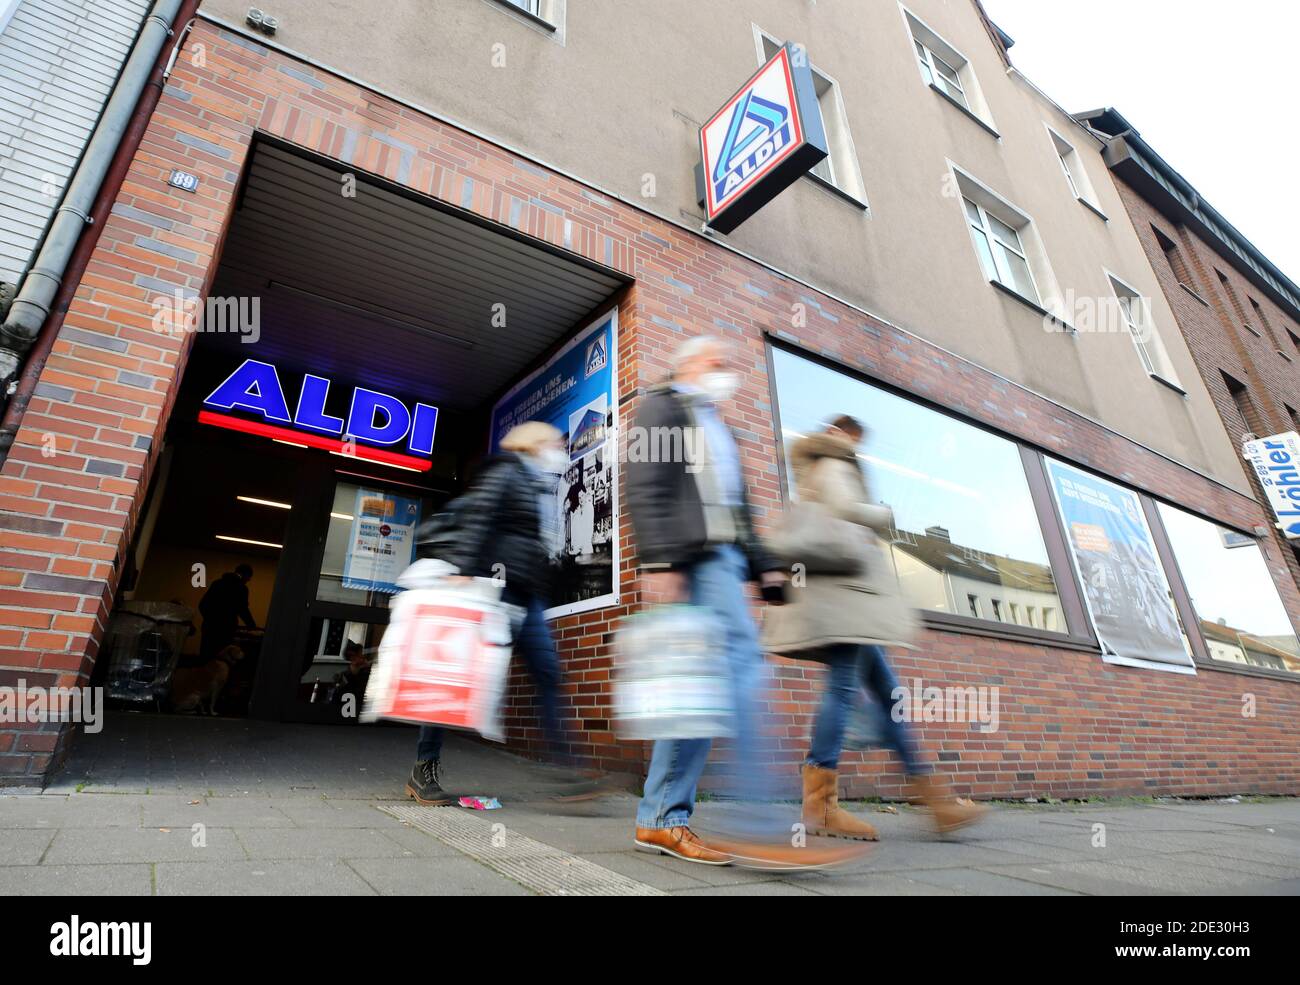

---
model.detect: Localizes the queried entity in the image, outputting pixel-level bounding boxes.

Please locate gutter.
[0,0,194,458]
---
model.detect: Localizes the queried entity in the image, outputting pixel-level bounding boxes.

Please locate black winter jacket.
[419,452,555,598]
[625,383,778,580]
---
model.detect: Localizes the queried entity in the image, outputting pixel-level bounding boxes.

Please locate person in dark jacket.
[405,421,578,806]
[197,564,255,660]
[626,335,857,869]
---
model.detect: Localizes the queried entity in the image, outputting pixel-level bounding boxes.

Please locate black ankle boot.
[405,759,455,806]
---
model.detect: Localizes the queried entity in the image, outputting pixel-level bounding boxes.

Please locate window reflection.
[771,348,1063,630]
[1157,503,1300,673]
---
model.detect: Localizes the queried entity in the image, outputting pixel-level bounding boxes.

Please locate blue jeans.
[415,589,565,763]
[636,544,773,831]
[807,643,929,775]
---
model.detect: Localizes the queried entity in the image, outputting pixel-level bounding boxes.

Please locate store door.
[255,468,442,724]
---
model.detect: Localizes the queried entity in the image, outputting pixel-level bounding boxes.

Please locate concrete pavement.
[1,713,1297,895]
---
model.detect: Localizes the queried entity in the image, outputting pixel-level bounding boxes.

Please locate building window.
[964,196,1039,304]
[1221,371,1264,435]
[1152,226,1194,288]
[1108,274,1183,389]
[770,346,1067,633]
[1046,126,1104,215]
[902,7,997,132]
[756,33,867,206]
[1157,503,1300,674]
[487,0,562,33]
[1247,296,1289,357]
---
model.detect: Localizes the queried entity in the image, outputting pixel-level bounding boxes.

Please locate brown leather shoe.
[706,834,872,871]
[905,774,989,834]
[634,826,733,865]
[802,765,880,841]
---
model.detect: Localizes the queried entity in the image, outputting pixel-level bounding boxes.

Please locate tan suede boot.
[802,765,879,841]
[905,773,988,834]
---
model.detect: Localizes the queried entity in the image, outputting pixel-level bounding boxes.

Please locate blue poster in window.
[1045,459,1194,674]
[342,489,421,594]
[489,308,618,618]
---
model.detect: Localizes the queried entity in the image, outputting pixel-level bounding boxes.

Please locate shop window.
[902,6,997,133]
[1108,273,1183,390]
[1046,126,1104,216]
[756,31,868,206]
[1156,503,1300,674]
[770,347,1066,632]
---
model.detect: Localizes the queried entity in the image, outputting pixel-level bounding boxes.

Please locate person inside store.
[405,421,605,805]
[763,414,987,838]
[197,563,256,662]
[332,641,372,719]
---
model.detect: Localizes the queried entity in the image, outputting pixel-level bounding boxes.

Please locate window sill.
[1244,323,1262,338]
[1149,372,1186,396]
[1076,196,1108,221]
[803,169,869,212]
[487,0,557,31]
[1278,349,1293,363]
[921,610,1097,652]
[1178,282,1209,307]
[989,278,1074,332]
[928,82,999,138]
[1194,656,1300,685]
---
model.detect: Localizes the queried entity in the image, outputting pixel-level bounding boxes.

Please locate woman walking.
[404,421,577,805]
[764,415,986,839]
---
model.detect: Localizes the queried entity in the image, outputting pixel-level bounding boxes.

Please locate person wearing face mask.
[405,421,596,805]
[626,335,862,869]
[763,415,987,838]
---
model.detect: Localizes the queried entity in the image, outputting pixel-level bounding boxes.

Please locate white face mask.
[533,447,569,474]
[697,370,739,404]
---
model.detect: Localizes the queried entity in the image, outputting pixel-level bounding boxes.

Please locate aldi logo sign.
[1243,431,1300,539]
[699,42,828,234]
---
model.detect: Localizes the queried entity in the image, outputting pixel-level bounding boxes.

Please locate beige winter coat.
[762,432,917,655]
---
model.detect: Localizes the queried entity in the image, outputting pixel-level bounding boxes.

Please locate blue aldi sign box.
[698,42,828,234]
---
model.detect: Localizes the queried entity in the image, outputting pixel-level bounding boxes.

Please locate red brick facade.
[1113,179,1300,596]
[2,22,1297,796]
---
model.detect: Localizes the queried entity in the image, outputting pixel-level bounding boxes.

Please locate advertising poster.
[1242,431,1300,539]
[489,308,618,618]
[1045,459,1195,674]
[342,489,421,594]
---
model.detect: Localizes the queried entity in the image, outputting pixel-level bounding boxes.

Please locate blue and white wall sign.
[698,41,828,234]
[342,489,421,595]
[1243,431,1300,540]
[490,309,618,619]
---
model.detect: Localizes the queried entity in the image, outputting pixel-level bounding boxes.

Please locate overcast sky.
[981,0,1300,284]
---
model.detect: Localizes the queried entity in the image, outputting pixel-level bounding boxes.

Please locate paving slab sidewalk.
[1,713,1296,896]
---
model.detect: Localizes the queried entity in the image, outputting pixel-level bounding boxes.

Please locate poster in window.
[1045,459,1194,674]
[342,489,421,595]
[489,308,618,618]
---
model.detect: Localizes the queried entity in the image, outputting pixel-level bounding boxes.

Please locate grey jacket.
[762,432,916,655]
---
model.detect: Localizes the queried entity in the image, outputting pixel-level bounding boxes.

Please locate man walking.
[626,336,859,868]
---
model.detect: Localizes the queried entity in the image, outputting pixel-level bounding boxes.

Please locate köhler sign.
[698,42,828,234]
[1243,431,1300,539]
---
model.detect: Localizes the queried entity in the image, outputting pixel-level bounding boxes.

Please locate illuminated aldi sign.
[699,42,828,234]
[1243,431,1300,539]
[200,358,439,472]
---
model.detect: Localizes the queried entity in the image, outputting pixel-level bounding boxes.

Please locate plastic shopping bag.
[613,603,733,741]
[842,687,891,751]
[362,573,516,742]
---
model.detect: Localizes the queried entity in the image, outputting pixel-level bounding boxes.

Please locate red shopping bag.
[362,586,513,741]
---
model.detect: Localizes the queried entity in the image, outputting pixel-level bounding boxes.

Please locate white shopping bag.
[613,603,734,741]
[362,572,519,742]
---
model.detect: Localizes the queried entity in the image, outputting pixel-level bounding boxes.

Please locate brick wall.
[2,22,1297,796]
[1112,180,1300,603]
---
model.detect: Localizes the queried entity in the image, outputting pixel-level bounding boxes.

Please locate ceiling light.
[274,438,309,448]
[330,512,354,521]
[238,495,292,510]
[216,535,283,549]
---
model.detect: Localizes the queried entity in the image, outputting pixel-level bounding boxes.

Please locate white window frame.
[753,27,868,209]
[948,163,1067,322]
[964,196,1041,304]
[0,0,21,37]
[900,5,998,133]
[484,0,564,39]
[1045,125,1106,218]
[1106,270,1184,391]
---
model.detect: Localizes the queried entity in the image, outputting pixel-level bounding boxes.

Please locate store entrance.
[108,136,626,726]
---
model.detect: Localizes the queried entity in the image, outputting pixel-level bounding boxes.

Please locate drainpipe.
[0,0,195,461]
